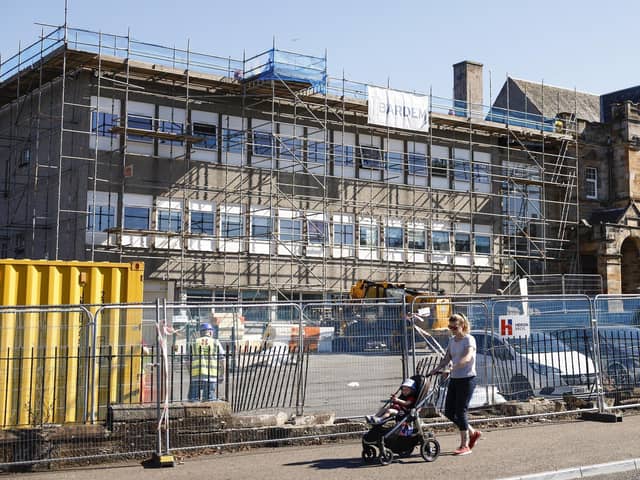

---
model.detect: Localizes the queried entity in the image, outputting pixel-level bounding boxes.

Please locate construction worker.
[554,119,564,133]
[188,322,225,401]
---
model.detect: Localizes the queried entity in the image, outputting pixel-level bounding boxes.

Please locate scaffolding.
[0,26,581,300]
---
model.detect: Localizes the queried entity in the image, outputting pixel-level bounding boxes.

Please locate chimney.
[453,61,483,117]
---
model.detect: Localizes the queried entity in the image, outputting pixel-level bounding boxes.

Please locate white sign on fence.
[367,86,429,131]
[498,314,530,338]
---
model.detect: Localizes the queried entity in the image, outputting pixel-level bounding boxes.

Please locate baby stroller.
[361,373,442,466]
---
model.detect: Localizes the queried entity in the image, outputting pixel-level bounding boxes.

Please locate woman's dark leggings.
[444,376,476,431]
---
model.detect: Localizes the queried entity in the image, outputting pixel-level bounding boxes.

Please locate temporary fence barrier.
[1,295,640,470]
[488,296,596,401]
[593,295,640,411]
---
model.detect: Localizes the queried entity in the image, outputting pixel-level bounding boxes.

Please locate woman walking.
[429,313,481,455]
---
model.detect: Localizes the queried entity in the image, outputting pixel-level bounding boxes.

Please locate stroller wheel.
[362,445,377,464]
[420,438,440,462]
[379,447,394,466]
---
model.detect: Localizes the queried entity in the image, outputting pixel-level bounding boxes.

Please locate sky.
[1,0,639,105]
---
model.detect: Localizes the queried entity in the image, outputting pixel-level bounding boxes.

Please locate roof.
[492,78,601,123]
[589,207,627,224]
[600,85,640,123]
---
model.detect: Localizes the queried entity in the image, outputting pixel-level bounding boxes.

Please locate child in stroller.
[362,374,441,466]
[366,378,417,425]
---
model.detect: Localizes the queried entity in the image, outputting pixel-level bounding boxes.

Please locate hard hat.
[199,322,214,333]
[401,378,416,389]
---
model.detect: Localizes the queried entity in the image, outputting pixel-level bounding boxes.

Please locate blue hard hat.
[199,322,214,332]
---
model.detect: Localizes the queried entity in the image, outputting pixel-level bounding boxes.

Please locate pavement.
[11,412,640,480]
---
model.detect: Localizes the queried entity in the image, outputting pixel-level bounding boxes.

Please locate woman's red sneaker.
[469,430,482,449]
[453,446,472,456]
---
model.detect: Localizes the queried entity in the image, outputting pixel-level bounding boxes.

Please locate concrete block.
[228,412,289,428]
[182,401,232,418]
[290,412,335,426]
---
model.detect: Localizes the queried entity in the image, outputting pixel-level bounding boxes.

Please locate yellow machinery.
[349,279,451,329]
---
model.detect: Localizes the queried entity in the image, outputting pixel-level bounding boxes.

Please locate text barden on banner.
[367,86,430,132]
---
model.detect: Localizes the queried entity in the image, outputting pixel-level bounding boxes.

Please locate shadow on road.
[284,455,430,469]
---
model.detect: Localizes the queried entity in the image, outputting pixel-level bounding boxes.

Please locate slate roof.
[492,77,601,123]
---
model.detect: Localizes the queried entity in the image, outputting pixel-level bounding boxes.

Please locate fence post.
[142,299,175,468]
[85,309,96,424]
[401,299,409,380]
[295,303,305,417]
[590,309,606,414]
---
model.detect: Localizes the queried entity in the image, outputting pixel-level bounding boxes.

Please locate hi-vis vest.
[191,336,221,378]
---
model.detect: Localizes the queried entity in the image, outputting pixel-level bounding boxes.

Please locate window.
[475,235,491,255]
[385,226,404,249]
[127,114,153,142]
[334,223,354,245]
[455,232,471,253]
[280,218,303,242]
[124,206,150,230]
[308,140,327,163]
[91,112,117,137]
[87,204,115,232]
[251,216,272,238]
[222,128,245,154]
[252,131,274,157]
[159,120,183,145]
[408,229,426,250]
[387,151,404,172]
[358,145,384,169]
[431,157,448,178]
[308,219,328,244]
[454,158,470,181]
[221,211,244,237]
[334,144,354,165]
[408,153,427,175]
[193,123,217,150]
[280,136,303,160]
[190,211,214,235]
[432,231,450,252]
[158,209,182,232]
[585,167,598,199]
[473,162,490,185]
[359,224,378,247]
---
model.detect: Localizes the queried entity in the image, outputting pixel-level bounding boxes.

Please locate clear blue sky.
[1,0,638,104]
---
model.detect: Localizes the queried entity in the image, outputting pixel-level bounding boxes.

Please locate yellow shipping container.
[0,259,145,427]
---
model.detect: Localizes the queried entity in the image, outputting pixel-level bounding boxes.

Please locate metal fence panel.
[594,295,640,408]
[0,306,93,427]
[302,302,408,418]
[490,296,595,401]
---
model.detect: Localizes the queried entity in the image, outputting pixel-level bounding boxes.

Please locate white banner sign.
[498,314,530,338]
[367,86,429,132]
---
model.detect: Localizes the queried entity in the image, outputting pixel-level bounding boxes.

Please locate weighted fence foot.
[141,452,176,468]
[580,411,623,423]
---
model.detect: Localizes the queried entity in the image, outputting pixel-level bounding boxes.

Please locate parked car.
[472,330,597,400]
[552,326,640,392]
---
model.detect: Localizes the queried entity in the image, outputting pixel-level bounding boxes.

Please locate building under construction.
[0,26,590,302]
